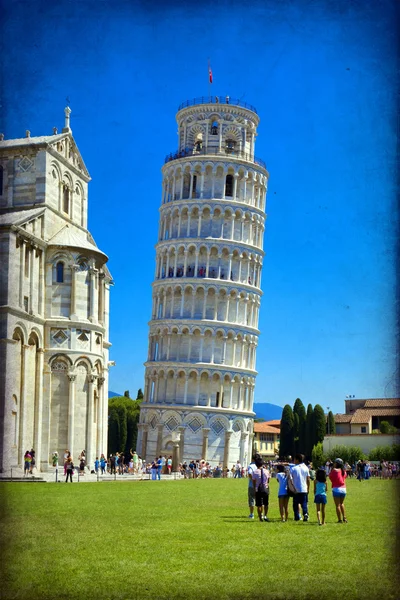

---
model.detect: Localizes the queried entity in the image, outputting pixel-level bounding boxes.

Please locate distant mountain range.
[253,402,283,421]
[109,391,122,398]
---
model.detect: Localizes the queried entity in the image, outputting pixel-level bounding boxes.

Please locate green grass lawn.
[0,477,398,600]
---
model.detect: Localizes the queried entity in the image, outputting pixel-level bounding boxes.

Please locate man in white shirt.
[247,454,259,519]
[291,453,310,521]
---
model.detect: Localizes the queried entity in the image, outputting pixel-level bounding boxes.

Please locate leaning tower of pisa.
[137,95,269,468]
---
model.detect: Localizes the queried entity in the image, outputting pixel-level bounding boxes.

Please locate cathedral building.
[0,107,112,473]
[137,96,268,467]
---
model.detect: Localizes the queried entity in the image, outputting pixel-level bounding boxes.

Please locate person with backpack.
[252,457,271,522]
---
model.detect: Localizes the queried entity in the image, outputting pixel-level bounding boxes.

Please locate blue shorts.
[332,490,346,498]
[278,494,289,499]
[314,494,327,505]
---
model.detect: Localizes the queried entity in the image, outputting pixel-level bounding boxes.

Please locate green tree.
[124,390,130,398]
[379,421,397,434]
[369,444,400,461]
[311,442,327,469]
[108,395,142,456]
[328,445,365,464]
[305,403,314,458]
[327,411,336,435]
[279,404,295,458]
[293,398,306,454]
[136,388,144,400]
[313,404,326,447]
[108,405,120,454]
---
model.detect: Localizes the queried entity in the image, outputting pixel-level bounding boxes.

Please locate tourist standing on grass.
[247,455,258,519]
[275,464,289,522]
[329,458,348,523]
[291,454,310,521]
[252,457,271,522]
[65,457,74,483]
[314,468,328,526]
[24,450,32,475]
[234,460,242,478]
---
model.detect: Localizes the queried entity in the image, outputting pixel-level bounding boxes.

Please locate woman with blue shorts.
[329,458,348,523]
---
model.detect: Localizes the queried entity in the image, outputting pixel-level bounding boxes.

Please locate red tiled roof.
[350,408,400,424]
[264,420,281,428]
[363,398,400,408]
[254,423,280,434]
[334,414,352,423]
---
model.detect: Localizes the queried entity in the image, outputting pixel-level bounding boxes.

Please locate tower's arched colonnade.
[137,97,269,468]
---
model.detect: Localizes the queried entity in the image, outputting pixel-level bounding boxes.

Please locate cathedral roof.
[0,133,67,148]
[48,224,108,261]
[0,207,46,226]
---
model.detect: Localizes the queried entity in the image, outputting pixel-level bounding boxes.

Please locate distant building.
[253,420,280,458]
[0,107,112,473]
[335,398,400,434]
[324,398,400,456]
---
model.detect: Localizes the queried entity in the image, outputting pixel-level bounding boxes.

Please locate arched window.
[0,165,3,196]
[225,174,233,197]
[56,261,64,283]
[211,121,219,135]
[63,185,70,214]
[225,139,236,154]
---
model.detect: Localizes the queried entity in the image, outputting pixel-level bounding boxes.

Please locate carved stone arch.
[183,412,206,427]
[223,126,241,143]
[62,171,73,188]
[163,410,182,429]
[12,323,28,344]
[49,353,73,368]
[203,326,214,336]
[215,327,226,336]
[207,285,218,294]
[50,161,62,181]
[74,356,93,370]
[28,328,41,348]
[146,411,160,428]
[209,413,230,431]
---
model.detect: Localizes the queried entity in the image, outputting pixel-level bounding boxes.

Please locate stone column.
[34,348,44,469]
[98,272,105,324]
[70,264,79,320]
[223,430,232,469]
[240,432,248,465]
[89,267,98,323]
[156,423,164,458]
[141,425,149,461]
[68,373,76,458]
[178,426,185,463]
[233,174,239,200]
[172,441,180,471]
[87,374,96,466]
[201,428,210,461]
[38,250,45,316]
[19,238,26,308]
[29,245,35,313]
[97,376,105,457]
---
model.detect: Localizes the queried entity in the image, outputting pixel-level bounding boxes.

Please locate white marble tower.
[137,96,268,468]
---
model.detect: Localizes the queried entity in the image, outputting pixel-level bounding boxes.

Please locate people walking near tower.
[291,454,310,521]
[314,468,328,525]
[247,454,258,519]
[329,458,348,523]
[252,457,271,522]
[234,461,242,478]
[65,457,74,482]
[23,450,32,476]
[275,464,289,522]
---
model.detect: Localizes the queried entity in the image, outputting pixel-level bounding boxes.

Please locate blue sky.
[1,0,398,413]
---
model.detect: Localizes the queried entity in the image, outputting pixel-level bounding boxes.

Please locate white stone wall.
[0,126,112,473]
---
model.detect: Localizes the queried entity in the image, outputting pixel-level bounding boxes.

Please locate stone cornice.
[148,318,260,336]
[11,225,47,249]
[155,237,265,259]
[46,145,91,182]
[144,360,258,376]
[151,277,264,297]
[45,318,106,332]
[140,402,256,418]
[159,197,267,219]
[0,305,45,325]
[162,154,268,176]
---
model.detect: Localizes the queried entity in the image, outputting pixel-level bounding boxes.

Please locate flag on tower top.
[208,64,213,84]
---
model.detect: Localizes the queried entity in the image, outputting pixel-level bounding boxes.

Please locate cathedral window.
[225,174,233,197]
[24,245,30,277]
[211,121,219,135]
[192,175,197,197]
[23,296,29,312]
[0,165,3,195]
[62,185,70,214]
[56,261,64,283]
[225,139,236,154]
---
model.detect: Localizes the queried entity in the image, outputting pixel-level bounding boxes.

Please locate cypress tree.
[293,398,306,453]
[327,411,336,435]
[136,388,144,400]
[313,404,326,447]
[280,404,295,458]
[108,405,120,454]
[305,403,314,458]
[293,412,300,454]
